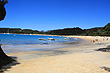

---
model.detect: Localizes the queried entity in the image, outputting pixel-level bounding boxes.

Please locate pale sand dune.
[4,36,110,73]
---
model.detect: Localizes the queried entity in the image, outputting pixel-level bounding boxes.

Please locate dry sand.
[3,36,110,73]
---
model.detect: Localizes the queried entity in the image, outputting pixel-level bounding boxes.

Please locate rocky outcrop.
[0,1,6,21]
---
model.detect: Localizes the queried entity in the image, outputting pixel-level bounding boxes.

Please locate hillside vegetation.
[0,23,110,36]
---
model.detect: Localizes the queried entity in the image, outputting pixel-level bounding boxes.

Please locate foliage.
[45,27,84,35]
[0,23,110,36]
[0,28,40,34]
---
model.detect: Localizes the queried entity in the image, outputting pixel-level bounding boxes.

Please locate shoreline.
[2,36,110,73]
[2,39,82,54]
[0,33,61,36]
[1,34,82,54]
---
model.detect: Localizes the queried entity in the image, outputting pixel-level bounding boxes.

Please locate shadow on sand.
[101,66,110,72]
[0,56,20,73]
[95,45,110,52]
[96,46,110,72]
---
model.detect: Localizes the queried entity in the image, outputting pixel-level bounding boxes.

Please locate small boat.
[48,38,55,41]
[39,38,46,41]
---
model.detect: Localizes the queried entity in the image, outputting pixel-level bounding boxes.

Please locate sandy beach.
[2,36,110,73]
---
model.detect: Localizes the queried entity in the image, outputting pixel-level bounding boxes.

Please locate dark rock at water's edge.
[95,45,110,52]
[0,1,7,21]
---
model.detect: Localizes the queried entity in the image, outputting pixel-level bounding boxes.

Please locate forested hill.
[45,27,84,35]
[45,23,110,36]
[96,23,110,36]
[0,23,110,36]
[0,28,41,34]
[45,27,102,36]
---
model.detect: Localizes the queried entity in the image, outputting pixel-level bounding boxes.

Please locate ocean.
[0,34,81,53]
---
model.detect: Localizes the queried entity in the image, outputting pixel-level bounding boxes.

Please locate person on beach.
[95,39,98,41]
[91,40,95,43]
[106,38,108,40]
[103,38,105,41]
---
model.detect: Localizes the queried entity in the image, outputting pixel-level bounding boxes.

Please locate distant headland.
[0,23,110,36]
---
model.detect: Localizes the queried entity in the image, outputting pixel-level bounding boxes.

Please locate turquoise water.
[0,34,79,45]
[0,34,80,53]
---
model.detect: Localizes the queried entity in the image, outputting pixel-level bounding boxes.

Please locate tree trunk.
[0,45,13,68]
[0,1,13,69]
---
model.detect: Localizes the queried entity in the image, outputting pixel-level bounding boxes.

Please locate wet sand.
[3,36,110,73]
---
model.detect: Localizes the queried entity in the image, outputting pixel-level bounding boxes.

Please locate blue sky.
[0,0,110,31]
